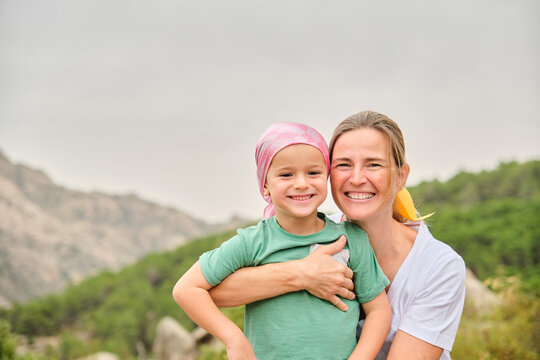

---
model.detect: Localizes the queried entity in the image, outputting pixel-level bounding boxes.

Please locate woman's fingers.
[342,276,354,290]
[318,235,347,255]
[298,236,358,310]
[330,295,349,312]
[343,266,354,281]
[338,286,356,301]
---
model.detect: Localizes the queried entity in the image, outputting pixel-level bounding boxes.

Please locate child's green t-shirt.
[200,213,389,360]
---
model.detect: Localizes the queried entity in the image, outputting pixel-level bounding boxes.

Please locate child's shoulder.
[319,216,369,254]
[342,222,369,244]
[235,217,274,239]
[324,214,368,239]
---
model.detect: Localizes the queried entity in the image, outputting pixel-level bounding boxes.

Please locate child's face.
[264,144,328,221]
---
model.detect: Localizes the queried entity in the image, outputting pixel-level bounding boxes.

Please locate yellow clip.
[394,188,434,221]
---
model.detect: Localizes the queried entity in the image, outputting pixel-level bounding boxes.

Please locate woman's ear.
[399,163,410,189]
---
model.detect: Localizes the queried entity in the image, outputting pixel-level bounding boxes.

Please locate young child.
[173,122,391,360]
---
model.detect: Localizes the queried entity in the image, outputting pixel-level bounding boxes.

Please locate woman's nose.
[349,167,366,186]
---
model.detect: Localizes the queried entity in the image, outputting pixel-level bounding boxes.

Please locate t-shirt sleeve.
[199,230,251,287]
[399,252,466,350]
[346,224,390,303]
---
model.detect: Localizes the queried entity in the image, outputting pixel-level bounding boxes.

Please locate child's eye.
[279,173,292,177]
[308,171,321,176]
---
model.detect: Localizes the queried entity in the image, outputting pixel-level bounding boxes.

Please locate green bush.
[2,160,538,358]
[198,345,227,360]
[453,275,539,359]
[0,230,238,358]
[0,320,16,360]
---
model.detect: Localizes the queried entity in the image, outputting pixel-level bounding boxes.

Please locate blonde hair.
[329,111,405,167]
[329,110,408,222]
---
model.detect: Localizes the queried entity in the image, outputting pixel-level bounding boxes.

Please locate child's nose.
[294,175,309,189]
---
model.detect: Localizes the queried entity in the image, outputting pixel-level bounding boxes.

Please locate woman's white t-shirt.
[328,213,466,360]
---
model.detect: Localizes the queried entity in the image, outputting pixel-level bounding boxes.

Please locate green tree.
[0,320,16,360]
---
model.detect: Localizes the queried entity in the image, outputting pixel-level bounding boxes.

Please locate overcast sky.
[1,0,539,222]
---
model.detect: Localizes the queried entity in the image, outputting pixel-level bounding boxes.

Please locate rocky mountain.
[0,150,223,306]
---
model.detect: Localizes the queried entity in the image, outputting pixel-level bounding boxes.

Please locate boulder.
[464,268,502,315]
[191,326,225,353]
[153,317,196,360]
[77,352,119,360]
[191,326,212,344]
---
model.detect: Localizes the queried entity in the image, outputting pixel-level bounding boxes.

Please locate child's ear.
[263,183,270,197]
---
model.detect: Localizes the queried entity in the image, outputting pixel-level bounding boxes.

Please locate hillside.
[410,160,540,207]
[409,160,540,289]
[0,230,240,359]
[0,149,232,306]
[0,160,538,359]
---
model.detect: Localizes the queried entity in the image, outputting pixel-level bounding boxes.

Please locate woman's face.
[330,128,403,224]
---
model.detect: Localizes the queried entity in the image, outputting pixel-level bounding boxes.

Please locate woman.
[209,111,466,359]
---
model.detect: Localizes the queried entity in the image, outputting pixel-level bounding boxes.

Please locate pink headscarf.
[255,122,330,219]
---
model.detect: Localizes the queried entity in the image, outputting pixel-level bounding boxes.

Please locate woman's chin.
[338,206,371,223]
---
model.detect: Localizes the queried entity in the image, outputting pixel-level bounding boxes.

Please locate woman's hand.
[209,236,355,310]
[298,235,355,311]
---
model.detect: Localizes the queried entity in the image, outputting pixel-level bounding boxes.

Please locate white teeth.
[290,195,312,201]
[346,193,374,200]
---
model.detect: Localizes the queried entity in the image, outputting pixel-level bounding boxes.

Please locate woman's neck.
[275,212,325,236]
[353,212,414,259]
[353,213,417,284]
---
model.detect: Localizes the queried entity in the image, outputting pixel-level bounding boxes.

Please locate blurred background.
[1,0,538,222]
[0,0,538,359]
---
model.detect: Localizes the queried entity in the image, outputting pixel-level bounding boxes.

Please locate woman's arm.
[209,236,356,311]
[386,331,443,360]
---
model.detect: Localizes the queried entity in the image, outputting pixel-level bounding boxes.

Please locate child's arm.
[210,236,355,311]
[348,291,391,360]
[172,261,257,360]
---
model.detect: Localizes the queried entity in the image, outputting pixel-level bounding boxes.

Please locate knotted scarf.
[255,122,330,219]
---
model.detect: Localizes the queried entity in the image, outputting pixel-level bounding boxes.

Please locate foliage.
[410,160,540,207]
[198,345,227,360]
[409,160,540,358]
[409,160,540,292]
[415,198,540,292]
[0,320,16,360]
[452,274,539,359]
[1,159,539,359]
[58,333,86,360]
[0,230,239,359]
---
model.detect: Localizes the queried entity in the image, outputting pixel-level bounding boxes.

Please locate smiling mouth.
[289,194,314,201]
[345,192,375,200]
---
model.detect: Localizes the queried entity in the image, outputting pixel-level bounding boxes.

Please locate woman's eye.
[335,163,350,168]
[368,163,381,168]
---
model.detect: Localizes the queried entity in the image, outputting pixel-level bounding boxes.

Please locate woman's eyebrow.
[365,157,387,162]
[332,156,351,162]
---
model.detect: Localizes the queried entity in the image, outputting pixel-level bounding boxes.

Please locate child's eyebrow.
[276,165,291,170]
